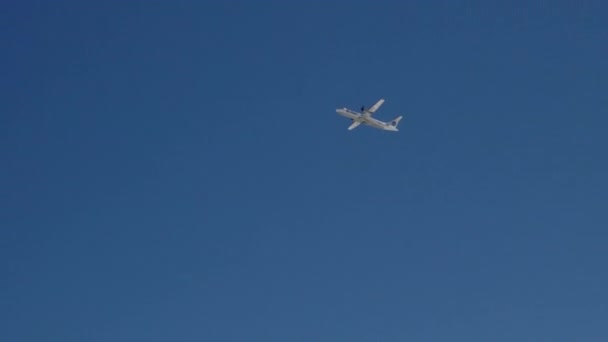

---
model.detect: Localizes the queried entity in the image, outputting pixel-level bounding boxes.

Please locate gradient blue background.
[2,1,607,341]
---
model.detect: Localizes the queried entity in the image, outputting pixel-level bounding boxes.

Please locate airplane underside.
[336,99,403,132]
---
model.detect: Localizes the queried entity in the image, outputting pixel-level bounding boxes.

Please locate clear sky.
[2,1,607,341]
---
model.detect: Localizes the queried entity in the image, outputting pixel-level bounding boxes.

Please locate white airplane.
[336,98,403,131]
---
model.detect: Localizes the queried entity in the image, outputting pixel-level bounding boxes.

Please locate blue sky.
[1,1,607,341]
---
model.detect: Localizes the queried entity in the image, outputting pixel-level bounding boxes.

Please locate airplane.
[336,98,403,131]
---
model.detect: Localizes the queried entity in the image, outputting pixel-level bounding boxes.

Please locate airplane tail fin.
[390,115,403,128]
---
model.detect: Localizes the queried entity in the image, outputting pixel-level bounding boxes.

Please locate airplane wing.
[348,121,362,130]
[366,99,385,114]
